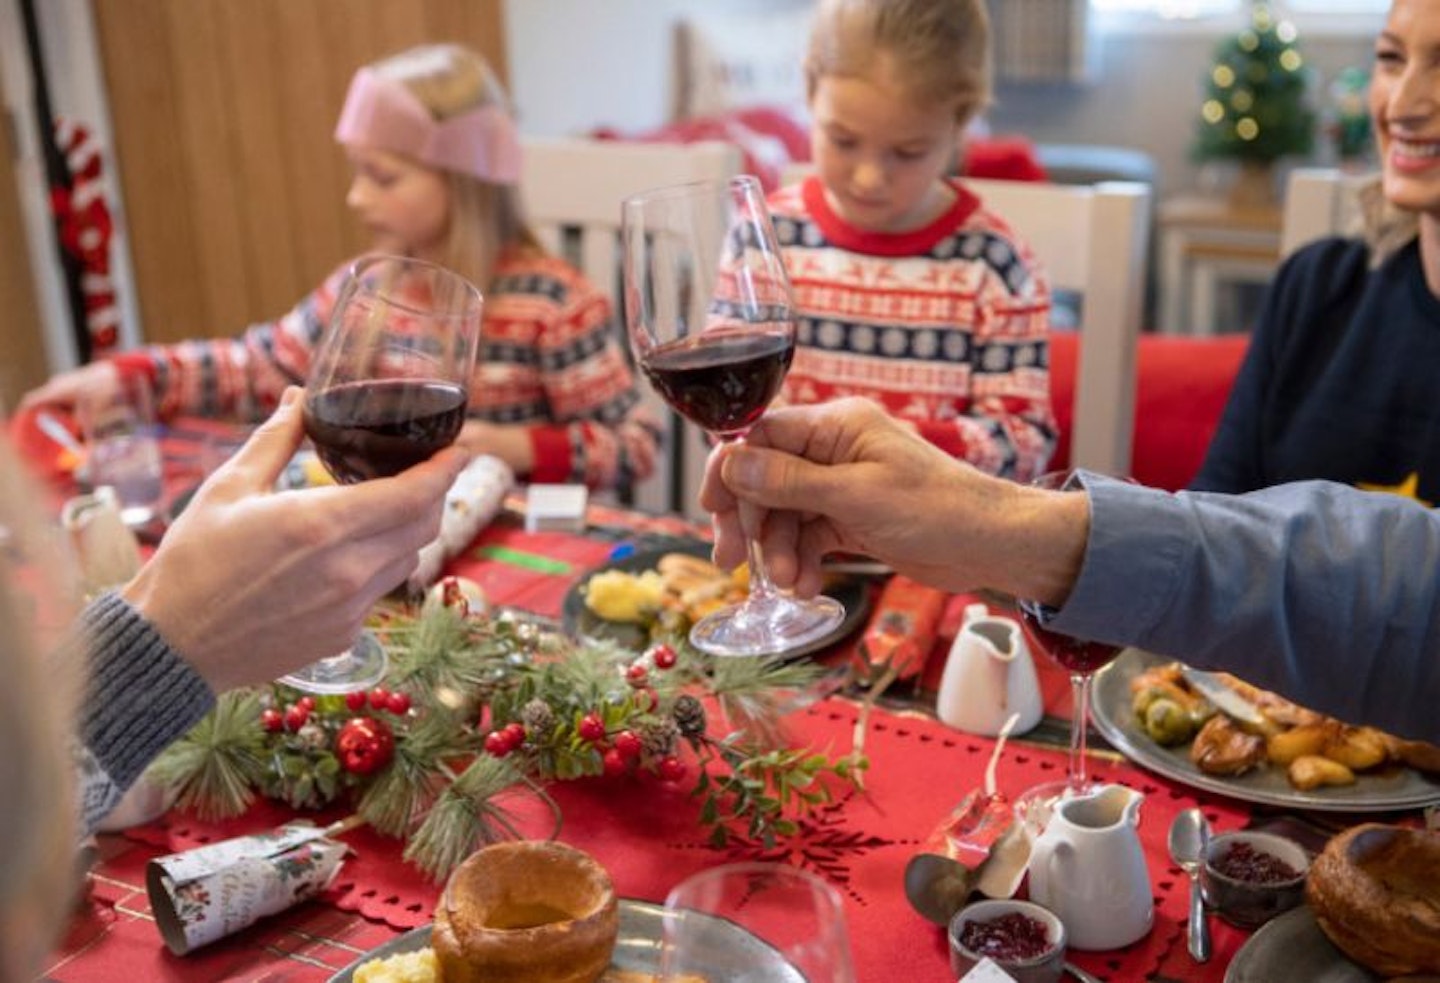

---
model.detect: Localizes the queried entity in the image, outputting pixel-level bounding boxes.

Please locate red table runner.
[91,699,1249,983]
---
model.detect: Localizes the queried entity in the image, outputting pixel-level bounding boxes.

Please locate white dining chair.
[1279,167,1371,259]
[520,136,744,515]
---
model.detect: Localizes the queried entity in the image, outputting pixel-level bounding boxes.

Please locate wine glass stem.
[1068,671,1093,793]
[739,498,779,604]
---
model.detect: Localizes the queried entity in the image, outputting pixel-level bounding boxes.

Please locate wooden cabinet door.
[0,101,49,406]
[91,0,507,346]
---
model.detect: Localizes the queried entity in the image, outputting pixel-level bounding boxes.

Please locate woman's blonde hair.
[1354,175,1420,267]
[368,44,542,290]
[805,0,991,123]
[0,443,82,983]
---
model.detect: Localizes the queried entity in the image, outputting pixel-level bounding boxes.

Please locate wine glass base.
[689,593,845,658]
[277,631,387,694]
[1012,778,1098,837]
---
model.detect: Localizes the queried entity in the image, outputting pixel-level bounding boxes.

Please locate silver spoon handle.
[1187,876,1211,962]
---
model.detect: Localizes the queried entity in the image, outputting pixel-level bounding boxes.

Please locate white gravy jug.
[936,603,1043,737]
[1027,784,1154,951]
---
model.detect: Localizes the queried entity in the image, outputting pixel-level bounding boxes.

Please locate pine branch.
[147,690,269,820]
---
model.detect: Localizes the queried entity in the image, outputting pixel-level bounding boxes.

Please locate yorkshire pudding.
[1306,823,1440,978]
[432,840,620,983]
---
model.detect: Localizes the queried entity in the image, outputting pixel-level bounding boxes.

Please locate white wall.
[503,1,1379,199]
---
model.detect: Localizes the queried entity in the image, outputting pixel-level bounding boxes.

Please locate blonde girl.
[767,0,1056,482]
[24,44,657,491]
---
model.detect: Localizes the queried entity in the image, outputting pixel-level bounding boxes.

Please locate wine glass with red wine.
[621,175,844,657]
[1013,470,1124,829]
[279,254,481,693]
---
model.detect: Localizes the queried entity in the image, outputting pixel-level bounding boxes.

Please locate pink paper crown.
[334,67,521,185]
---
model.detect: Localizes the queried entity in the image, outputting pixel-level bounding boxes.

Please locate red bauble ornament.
[650,644,678,670]
[345,690,368,713]
[625,663,649,687]
[484,731,514,757]
[368,687,390,711]
[260,708,284,733]
[386,691,412,715]
[602,747,628,777]
[335,716,395,775]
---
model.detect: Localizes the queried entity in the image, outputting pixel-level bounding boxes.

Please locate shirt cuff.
[528,425,573,483]
[77,591,216,795]
[1045,472,1187,644]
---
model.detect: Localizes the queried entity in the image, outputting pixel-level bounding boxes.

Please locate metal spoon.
[1168,807,1212,963]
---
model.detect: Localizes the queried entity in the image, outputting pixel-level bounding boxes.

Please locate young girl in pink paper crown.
[768,0,1056,482]
[22,44,658,491]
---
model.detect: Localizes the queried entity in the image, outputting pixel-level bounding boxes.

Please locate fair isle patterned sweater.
[112,252,659,490]
[768,177,1056,482]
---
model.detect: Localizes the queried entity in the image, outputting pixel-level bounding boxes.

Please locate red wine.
[304,379,466,484]
[641,332,794,437]
[1020,607,1121,674]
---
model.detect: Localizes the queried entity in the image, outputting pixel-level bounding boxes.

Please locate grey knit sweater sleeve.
[74,591,215,834]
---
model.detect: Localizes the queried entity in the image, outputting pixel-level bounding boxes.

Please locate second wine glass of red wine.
[621,176,844,657]
[280,253,482,693]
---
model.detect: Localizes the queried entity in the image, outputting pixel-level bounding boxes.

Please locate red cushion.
[591,105,811,191]
[961,136,1049,183]
[1049,332,1251,491]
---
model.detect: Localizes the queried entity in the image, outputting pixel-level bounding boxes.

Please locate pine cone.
[638,717,681,758]
[672,695,707,738]
[520,698,556,735]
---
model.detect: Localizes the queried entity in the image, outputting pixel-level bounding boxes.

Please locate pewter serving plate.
[1091,648,1440,811]
[327,897,804,982]
[563,541,870,660]
[1224,906,1379,983]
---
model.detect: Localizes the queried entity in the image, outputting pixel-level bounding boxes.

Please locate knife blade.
[1180,667,1272,732]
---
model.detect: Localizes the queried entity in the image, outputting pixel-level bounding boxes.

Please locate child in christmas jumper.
[769,0,1056,481]
[22,45,658,492]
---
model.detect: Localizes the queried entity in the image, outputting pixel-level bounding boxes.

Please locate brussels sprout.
[1144,698,1198,746]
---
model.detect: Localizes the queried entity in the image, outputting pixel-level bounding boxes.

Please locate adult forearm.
[1053,477,1440,741]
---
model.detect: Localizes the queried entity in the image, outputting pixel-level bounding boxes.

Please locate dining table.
[30,417,1431,983]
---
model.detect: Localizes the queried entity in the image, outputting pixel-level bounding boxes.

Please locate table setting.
[17,179,1438,983]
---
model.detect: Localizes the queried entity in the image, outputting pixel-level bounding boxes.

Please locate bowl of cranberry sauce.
[948,899,1066,983]
[1202,830,1310,928]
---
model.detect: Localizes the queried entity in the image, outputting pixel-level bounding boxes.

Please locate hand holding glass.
[279,254,481,693]
[621,176,844,657]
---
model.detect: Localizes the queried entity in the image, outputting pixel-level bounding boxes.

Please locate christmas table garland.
[148,584,867,880]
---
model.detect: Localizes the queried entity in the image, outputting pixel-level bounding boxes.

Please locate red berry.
[296,696,317,713]
[261,708,284,732]
[634,687,659,712]
[625,663,649,687]
[658,755,687,782]
[368,687,390,710]
[386,691,412,715]
[650,644,678,669]
[345,690,368,712]
[577,713,606,743]
[613,730,642,760]
[503,721,526,745]
[485,731,514,757]
[602,747,627,777]
[284,704,309,732]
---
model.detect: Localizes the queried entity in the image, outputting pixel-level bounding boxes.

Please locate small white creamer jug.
[936,603,1043,737]
[1027,784,1154,950]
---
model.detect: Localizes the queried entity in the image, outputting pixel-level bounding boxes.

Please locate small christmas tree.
[1192,3,1315,166]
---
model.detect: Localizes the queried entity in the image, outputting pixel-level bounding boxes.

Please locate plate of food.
[329,896,801,982]
[562,540,871,659]
[1090,648,1440,811]
[1224,906,1378,983]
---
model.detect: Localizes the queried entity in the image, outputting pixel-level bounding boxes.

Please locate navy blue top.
[1192,236,1440,504]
